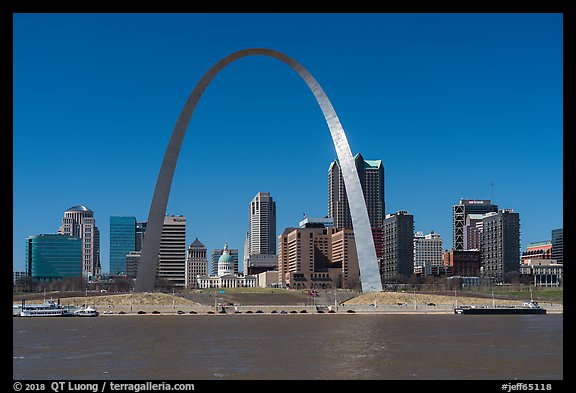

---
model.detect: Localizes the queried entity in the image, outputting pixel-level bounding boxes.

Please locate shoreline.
[14,305,563,317]
[14,290,563,317]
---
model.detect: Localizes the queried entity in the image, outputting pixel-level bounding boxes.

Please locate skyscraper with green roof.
[328,153,385,229]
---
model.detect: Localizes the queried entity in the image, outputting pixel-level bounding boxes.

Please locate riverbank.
[14,290,563,315]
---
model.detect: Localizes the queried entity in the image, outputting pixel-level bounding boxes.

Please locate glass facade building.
[110,216,136,276]
[26,234,82,281]
[551,228,563,264]
[135,221,147,251]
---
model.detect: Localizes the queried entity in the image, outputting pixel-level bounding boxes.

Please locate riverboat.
[16,299,92,317]
[18,300,78,317]
[454,301,546,315]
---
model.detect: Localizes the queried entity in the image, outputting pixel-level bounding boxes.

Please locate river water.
[13,314,562,380]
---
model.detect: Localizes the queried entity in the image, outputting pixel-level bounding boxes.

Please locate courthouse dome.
[218,242,232,263]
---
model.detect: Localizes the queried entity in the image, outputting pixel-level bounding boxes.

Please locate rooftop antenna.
[490,181,495,202]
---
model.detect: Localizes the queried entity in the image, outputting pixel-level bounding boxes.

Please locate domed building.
[217,243,235,277]
[196,242,257,289]
[58,205,100,280]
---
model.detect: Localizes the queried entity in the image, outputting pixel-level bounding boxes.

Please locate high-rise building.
[330,228,360,289]
[481,209,520,283]
[26,234,82,281]
[463,214,484,250]
[551,228,563,264]
[243,231,249,275]
[126,251,141,279]
[157,215,187,287]
[371,227,384,261]
[277,226,360,290]
[248,192,277,255]
[123,221,147,279]
[328,153,385,229]
[58,205,100,279]
[109,216,137,276]
[413,231,443,275]
[246,192,277,275]
[381,211,414,281]
[185,238,208,288]
[211,247,239,276]
[453,199,498,251]
[135,221,147,252]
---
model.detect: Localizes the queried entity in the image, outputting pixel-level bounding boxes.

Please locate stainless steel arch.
[135,48,382,293]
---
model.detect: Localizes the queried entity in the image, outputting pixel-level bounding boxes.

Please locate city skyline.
[13,13,562,274]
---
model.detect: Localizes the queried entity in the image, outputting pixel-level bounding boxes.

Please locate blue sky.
[13,13,563,274]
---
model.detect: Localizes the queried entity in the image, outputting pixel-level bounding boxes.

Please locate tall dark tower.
[481,209,520,283]
[381,211,414,281]
[328,153,385,229]
[452,199,498,250]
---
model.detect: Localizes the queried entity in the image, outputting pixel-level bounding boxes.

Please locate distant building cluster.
[17,154,563,289]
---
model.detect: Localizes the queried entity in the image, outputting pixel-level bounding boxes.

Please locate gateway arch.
[135,48,383,293]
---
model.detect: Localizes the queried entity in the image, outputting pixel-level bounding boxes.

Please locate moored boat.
[74,305,99,317]
[454,301,546,315]
[16,299,94,317]
[19,300,68,317]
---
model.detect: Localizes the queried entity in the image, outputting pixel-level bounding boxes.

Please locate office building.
[58,205,101,279]
[371,227,384,260]
[157,215,187,287]
[453,199,498,251]
[521,241,552,263]
[381,211,414,281]
[463,214,484,250]
[328,153,385,229]
[26,234,82,281]
[413,231,443,275]
[443,249,481,277]
[248,192,276,255]
[257,270,279,288]
[520,259,563,287]
[551,228,563,264]
[278,226,360,290]
[481,209,520,283]
[126,251,141,279]
[244,254,278,275]
[135,221,147,251]
[13,270,28,285]
[246,192,277,275]
[109,216,137,276]
[185,238,209,289]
